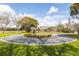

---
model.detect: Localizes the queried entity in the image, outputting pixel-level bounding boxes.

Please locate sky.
[0,3,71,27]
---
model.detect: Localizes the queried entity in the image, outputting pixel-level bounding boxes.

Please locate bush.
[24,33,51,38]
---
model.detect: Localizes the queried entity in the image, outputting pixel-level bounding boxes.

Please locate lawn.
[0,31,26,37]
[0,31,63,37]
[0,31,79,56]
[0,39,79,56]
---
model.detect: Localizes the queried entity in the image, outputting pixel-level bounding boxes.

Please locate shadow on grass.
[22,44,79,56]
[8,44,13,56]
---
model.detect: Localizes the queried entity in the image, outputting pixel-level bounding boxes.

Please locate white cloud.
[15,13,68,27]
[23,13,36,18]
[0,4,68,28]
[38,15,57,27]
[38,15,68,27]
[0,9,37,28]
[38,19,57,27]
[0,4,16,15]
[47,6,58,14]
[61,20,68,24]
[17,13,36,20]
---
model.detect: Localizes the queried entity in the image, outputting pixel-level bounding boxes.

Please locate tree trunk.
[3,26,6,34]
[3,29,5,34]
[77,30,79,35]
[17,27,19,32]
[16,25,19,32]
[2,26,4,34]
[3,25,8,34]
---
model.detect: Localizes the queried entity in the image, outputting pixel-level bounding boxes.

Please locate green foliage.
[70,3,79,16]
[57,24,72,33]
[68,34,79,39]
[0,39,79,56]
[70,3,79,34]
[17,16,38,32]
[24,33,51,38]
[63,28,73,33]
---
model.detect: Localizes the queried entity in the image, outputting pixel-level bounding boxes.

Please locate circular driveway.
[0,34,76,45]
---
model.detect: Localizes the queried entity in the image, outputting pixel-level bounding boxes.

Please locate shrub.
[24,33,51,38]
[24,33,32,37]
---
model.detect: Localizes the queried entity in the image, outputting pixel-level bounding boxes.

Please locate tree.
[18,16,39,32]
[11,14,20,31]
[0,15,10,34]
[56,23,65,32]
[70,3,79,34]
[0,5,16,33]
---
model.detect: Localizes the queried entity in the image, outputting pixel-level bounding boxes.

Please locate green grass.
[0,31,64,37]
[0,33,79,56]
[0,31,27,37]
[0,33,19,37]
[0,32,79,56]
[0,39,79,56]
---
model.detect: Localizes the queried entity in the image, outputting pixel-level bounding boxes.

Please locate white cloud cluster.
[38,6,68,27]
[17,13,36,20]
[0,4,68,28]
[47,6,58,14]
[0,4,37,28]
[23,13,36,18]
[38,6,58,27]
[38,15,68,27]
[0,4,16,15]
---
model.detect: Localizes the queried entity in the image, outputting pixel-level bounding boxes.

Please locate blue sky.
[0,3,71,27]
[0,3,70,17]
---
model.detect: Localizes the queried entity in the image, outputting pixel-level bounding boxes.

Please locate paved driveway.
[0,34,76,45]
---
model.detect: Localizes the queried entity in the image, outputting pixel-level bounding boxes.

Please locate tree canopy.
[0,13,11,33]
[70,3,79,34]
[70,3,79,18]
[17,16,39,32]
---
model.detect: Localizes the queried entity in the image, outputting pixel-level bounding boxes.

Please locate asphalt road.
[0,34,76,45]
